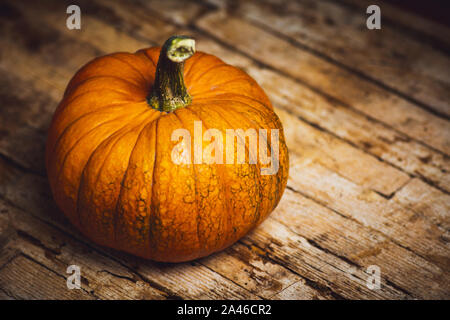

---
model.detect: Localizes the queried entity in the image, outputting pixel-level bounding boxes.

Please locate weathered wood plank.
[0,289,15,300]
[200,242,308,299]
[288,160,450,272]
[243,217,407,299]
[208,0,450,118]
[195,11,450,155]
[0,200,169,300]
[271,279,332,300]
[0,255,94,300]
[134,0,209,26]
[337,0,450,50]
[276,107,410,196]
[0,208,19,271]
[393,178,450,230]
[271,188,449,299]
[27,0,177,52]
[267,70,450,192]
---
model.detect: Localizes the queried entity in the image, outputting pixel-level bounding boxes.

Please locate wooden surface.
[0,0,449,300]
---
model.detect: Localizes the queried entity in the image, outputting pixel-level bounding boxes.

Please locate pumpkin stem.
[147,35,195,112]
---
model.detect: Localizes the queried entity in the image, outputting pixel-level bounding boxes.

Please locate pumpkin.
[45,36,289,262]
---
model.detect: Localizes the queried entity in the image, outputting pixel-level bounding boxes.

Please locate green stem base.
[147,35,195,112]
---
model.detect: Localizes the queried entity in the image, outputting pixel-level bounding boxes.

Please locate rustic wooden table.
[0,0,449,300]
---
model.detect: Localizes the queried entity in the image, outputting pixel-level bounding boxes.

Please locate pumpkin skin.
[45,40,289,262]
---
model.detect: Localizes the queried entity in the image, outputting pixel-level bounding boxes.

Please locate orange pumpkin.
[46,36,289,262]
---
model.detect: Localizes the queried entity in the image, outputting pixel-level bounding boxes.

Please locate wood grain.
[393,178,450,230]
[208,0,450,118]
[336,0,450,51]
[196,11,450,155]
[0,255,94,300]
